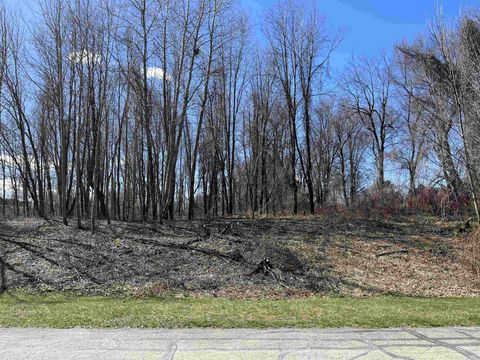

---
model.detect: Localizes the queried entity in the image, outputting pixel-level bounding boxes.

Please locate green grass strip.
[1,293,479,328]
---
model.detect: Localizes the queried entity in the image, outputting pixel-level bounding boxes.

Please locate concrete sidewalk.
[1,327,480,359]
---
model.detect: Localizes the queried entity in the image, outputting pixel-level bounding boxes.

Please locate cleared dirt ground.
[0,215,478,298]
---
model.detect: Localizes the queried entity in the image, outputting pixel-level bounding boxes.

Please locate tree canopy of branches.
[0,0,480,224]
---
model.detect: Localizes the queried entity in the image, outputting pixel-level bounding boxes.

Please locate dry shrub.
[407,186,471,216]
[460,227,480,274]
[132,282,173,298]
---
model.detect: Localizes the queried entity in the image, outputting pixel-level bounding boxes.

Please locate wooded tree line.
[0,0,479,225]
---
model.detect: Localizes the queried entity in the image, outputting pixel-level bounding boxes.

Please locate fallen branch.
[220,221,237,235]
[376,249,409,257]
[121,235,245,263]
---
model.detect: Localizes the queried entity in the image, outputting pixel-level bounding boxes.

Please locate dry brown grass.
[326,220,480,297]
[458,227,480,274]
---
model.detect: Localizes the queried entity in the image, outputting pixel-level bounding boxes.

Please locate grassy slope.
[1,293,479,328]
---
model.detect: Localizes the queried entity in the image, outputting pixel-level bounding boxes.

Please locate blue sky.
[241,0,479,72]
[4,0,478,73]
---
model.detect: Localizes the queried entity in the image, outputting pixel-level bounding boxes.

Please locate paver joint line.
[405,328,480,360]
[161,340,178,360]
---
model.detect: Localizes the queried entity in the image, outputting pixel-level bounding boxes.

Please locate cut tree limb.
[376,249,409,257]
[249,258,273,276]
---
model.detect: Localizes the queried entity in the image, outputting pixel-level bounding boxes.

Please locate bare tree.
[343,56,396,188]
[391,50,428,195]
